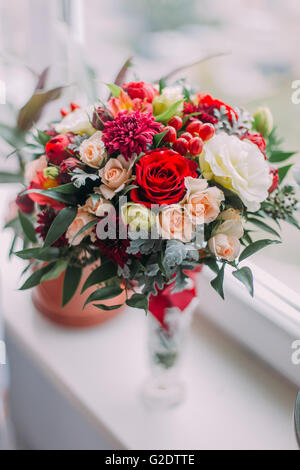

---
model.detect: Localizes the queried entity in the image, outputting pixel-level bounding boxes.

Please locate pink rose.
[158,205,194,243]
[66,208,97,246]
[208,234,241,262]
[184,177,224,224]
[99,155,134,200]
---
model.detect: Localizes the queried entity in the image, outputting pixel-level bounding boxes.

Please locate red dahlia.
[35,208,68,247]
[102,111,161,161]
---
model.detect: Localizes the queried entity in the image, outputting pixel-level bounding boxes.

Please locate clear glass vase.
[141,299,197,410]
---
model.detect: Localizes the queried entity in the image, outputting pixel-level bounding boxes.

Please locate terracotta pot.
[32,264,126,328]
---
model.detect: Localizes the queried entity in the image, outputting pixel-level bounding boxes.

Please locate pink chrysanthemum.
[102,111,161,161]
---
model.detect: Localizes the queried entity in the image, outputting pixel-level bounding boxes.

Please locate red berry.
[168,116,183,131]
[186,120,203,136]
[70,102,81,112]
[268,166,279,194]
[189,137,204,156]
[198,123,215,142]
[180,132,193,142]
[173,138,189,156]
[162,126,177,144]
[60,108,69,117]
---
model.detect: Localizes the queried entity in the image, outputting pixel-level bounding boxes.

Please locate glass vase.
[141,298,197,410]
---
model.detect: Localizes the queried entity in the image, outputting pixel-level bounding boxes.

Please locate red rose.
[16,191,34,214]
[131,149,198,208]
[59,157,81,184]
[242,131,266,155]
[122,81,158,103]
[45,134,73,165]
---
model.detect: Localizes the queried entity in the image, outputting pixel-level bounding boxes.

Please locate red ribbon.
[149,268,202,329]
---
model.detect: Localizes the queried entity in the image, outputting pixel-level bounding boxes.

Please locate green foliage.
[126,294,149,312]
[155,100,184,123]
[40,259,68,283]
[18,210,37,244]
[211,263,226,299]
[81,261,118,293]
[44,206,77,247]
[233,267,254,297]
[71,219,98,245]
[269,151,296,164]
[0,172,23,183]
[15,247,60,262]
[71,169,100,189]
[278,164,293,183]
[84,285,124,308]
[153,130,168,148]
[239,239,281,263]
[24,188,77,205]
[105,83,122,98]
[20,263,56,290]
[62,265,82,307]
[17,87,62,132]
[247,217,281,238]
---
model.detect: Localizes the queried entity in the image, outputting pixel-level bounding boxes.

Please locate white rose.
[55,107,95,135]
[79,131,107,169]
[200,132,272,211]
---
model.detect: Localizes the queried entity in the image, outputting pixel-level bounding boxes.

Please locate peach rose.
[158,205,194,243]
[25,155,47,183]
[208,233,241,262]
[79,131,107,169]
[184,177,224,224]
[99,155,134,200]
[66,208,97,246]
[82,195,114,218]
[216,208,244,239]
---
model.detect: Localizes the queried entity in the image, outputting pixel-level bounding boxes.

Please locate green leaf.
[211,264,226,299]
[44,206,77,247]
[84,285,124,309]
[105,83,122,98]
[18,210,37,244]
[0,123,26,147]
[93,304,123,311]
[285,214,300,230]
[233,267,254,297]
[62,265,82,307]
[41,259,68,283]
[122,184,139,196]
[204,258,219,274]
[17,86,63,132]
[126,294,149,312]
[35,129,52,146]
[24,188,77,205]
[269,151,296,163]
[114,57,133,87]
[47,183,78,194]
[81,261,118,293]
[239,239,281,263]
[155,100,183,123]
[20,263,56,290]
[278,164,293,183]
[71,219,98,245]
[15,247,60,261]
[0,172,23,183]
[153,130,168,148]
[159,78,167,94]
[247,217,281,238]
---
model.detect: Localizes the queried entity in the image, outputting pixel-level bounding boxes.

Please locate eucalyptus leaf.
[46,183,78,194]
[17,87,63,131]
[62,265,82,307]
[0,172,23,183]
[105,83,122,98]
[44,206,77,247]
[233,267,254,297]
[93,304,124,311]
[239,239,281,263]
[24,188,77,205]
[269,151,296,163]
[18,210,37,244]
[71,219,98,245]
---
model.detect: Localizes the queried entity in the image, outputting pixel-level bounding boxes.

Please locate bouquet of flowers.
[8,68,299,317]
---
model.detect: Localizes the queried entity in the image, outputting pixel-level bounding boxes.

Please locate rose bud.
[189,137,204,156]
[186,120,203,136]
[253,106,273,137]
[198,123,215,142]
[59,157,81,184]
[92,106,113,131]
[168,116,183,131]
[173,138,189,156]
[268,166,279,194]
[16,191,34,214]
[162,126,177,144]
[45,134,73,165]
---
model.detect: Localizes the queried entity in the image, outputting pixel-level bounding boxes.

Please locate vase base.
[141,376,186,410]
